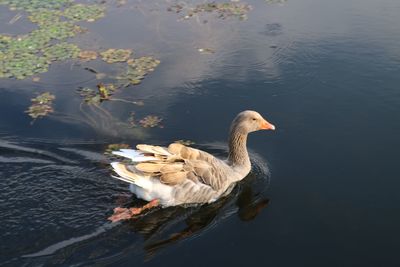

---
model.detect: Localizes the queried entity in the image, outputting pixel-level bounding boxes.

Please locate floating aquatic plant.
[77,83,116,104]
[0,19,82,79]
[78,50,98,61]
[0,52,48,79]
[168,2,252,21]
[117,56,160,86]
[0,0,72,12]
[77,87,100,105]
[97,83,116,100]
[28,9,62,25]
[100,49,132,63]
[26,92,55,119]
[63,4,105,22]
[42,42,80,62]
[139,115,163,128]
[36,21,83,40]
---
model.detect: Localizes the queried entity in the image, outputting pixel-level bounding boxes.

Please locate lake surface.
[1,0,400,266]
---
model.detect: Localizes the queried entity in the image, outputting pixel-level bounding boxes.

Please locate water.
[1,0,400,266]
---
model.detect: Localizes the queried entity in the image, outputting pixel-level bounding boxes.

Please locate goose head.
[231,110,275,135]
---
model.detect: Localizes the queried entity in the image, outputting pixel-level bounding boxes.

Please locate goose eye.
[252,118,256,121]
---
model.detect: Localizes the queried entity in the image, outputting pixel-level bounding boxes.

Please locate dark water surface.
[1,0,400,266]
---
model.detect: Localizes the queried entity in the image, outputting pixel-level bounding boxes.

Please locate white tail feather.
[111,174,134,184]
[111,162,153,189]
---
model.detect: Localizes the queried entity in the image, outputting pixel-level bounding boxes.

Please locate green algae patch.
[26,92,55,119]
[100,49,132,64]
[63,4,105,22]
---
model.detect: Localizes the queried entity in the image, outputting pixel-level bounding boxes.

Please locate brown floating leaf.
[26,92,55,119]
[79,50,98,61]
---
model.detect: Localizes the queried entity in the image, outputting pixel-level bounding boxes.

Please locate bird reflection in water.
[118,174,269,259]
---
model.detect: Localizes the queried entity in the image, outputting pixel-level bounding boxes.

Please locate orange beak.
[259,119,276,130]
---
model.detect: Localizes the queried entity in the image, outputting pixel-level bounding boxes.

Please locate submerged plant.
[26,92,55,119]
[139,115,163,128]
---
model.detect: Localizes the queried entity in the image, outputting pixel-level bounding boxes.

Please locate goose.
[109,110,275,222]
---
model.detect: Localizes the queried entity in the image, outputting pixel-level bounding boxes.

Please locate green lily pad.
[0,52,49,79]
[0,0,72,12]
[168,2,252,21]
[36,21,83,41]
[77,83,116,104]
[28,9,62,25]
[63,3,105,22]
[42,42,80,62]
[117,56,160,86]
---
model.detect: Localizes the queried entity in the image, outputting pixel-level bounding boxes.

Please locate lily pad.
[168,2,252,21]
[42,42,80,62]
[26,92,55,119]
[63,4,105,22]
[28,9,62,25]
[100,49,132,63]
[77,83,116,104]
[77,87,100,105]
[78,50,98,61]
[0,52,49,79]
[117,56,160,86]
[0,0,72,12]
[36,21,83,41]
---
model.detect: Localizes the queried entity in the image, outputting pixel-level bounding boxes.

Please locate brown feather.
[160,163,184,173]
[135,162,167,173]
[160,171,187,185]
